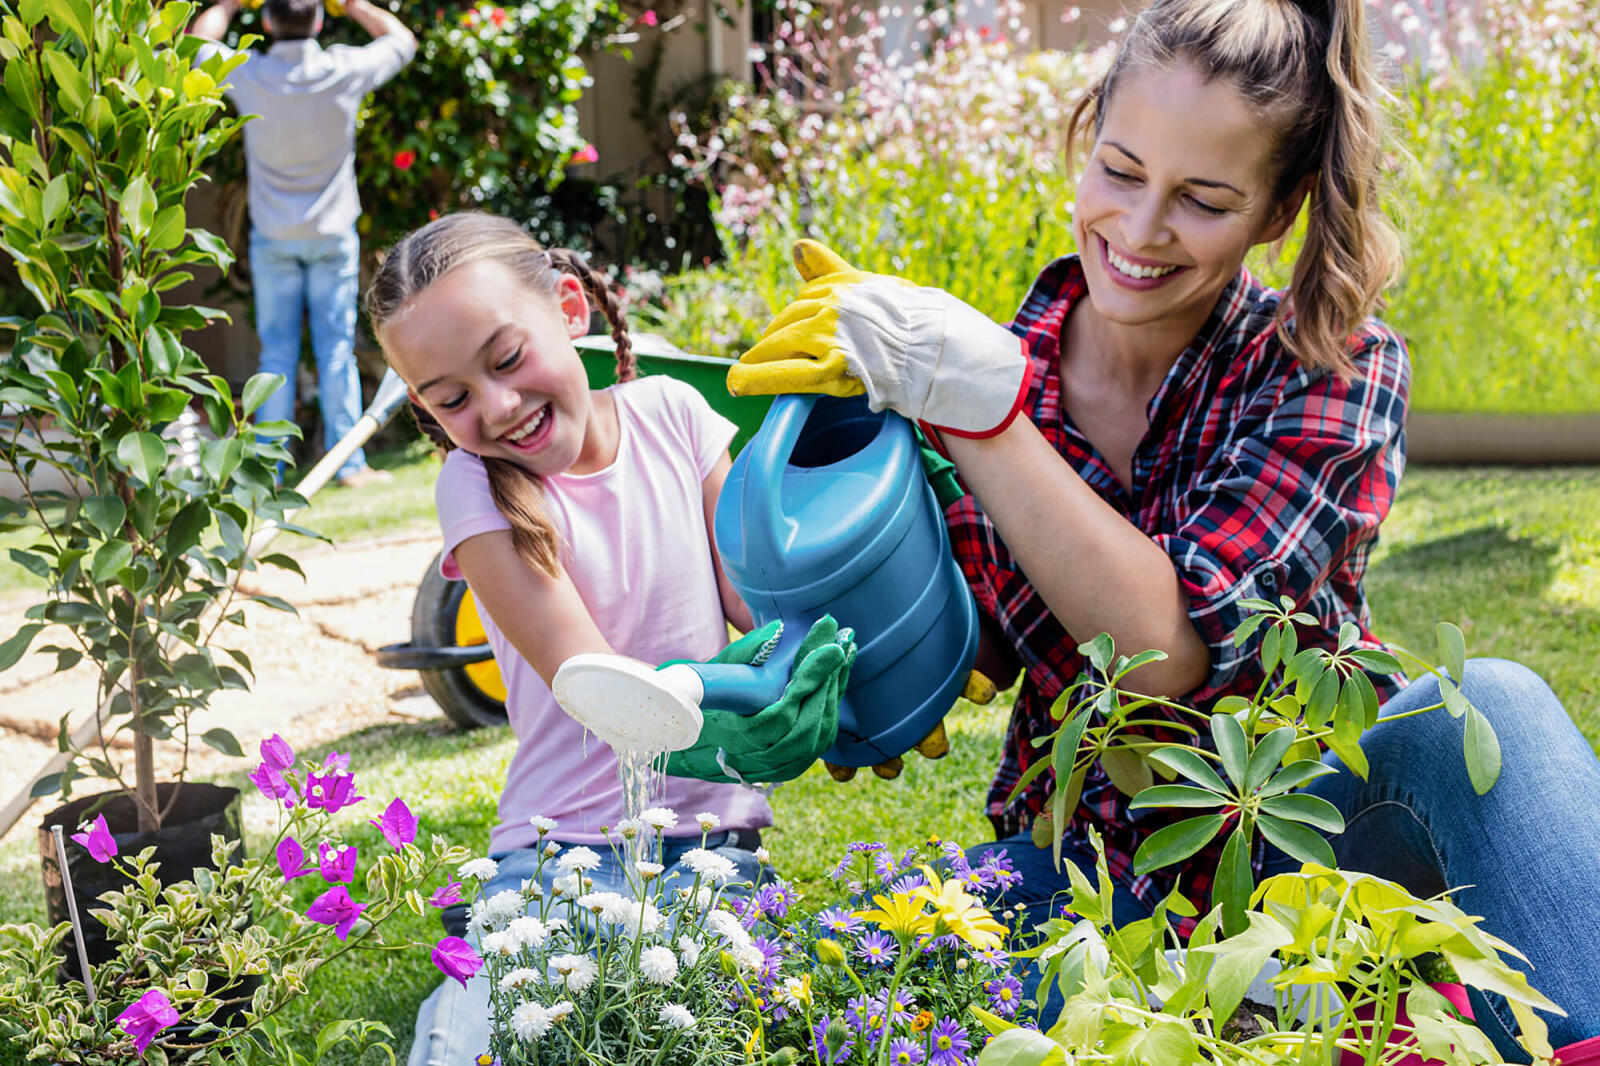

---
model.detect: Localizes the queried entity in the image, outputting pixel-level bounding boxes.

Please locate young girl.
[365,211,772,1065]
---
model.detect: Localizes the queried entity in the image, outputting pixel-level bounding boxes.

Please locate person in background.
[191,0,414,488]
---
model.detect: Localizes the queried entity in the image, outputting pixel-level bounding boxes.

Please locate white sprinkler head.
[551,654,706,753]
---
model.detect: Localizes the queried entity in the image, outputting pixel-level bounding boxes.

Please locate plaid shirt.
[946,255,1410,930]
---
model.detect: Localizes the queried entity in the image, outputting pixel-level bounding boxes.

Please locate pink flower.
[260,733,295,770]
[70,814,117,863]
[277,836,316,880]
[306,885,367,940]
[249,761,298,807]
[318,842,357,884]
[570,143,599,165]
[393,149,417,171]
[305,771,364,814]
[115,988,179,1057]
[638,9,658,25]
[428,878,463,908]
[370,797,418,851]
[488,5,506,25]
[432,935,484,987]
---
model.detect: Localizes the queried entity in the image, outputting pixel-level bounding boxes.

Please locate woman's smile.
[1096,234,1188,289]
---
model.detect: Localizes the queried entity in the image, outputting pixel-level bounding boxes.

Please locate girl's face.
[1072,61,1304,334]
[382,258,597,477]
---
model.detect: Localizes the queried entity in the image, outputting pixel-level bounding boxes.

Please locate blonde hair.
[365,212,637,577]
[1068,0,1403,376]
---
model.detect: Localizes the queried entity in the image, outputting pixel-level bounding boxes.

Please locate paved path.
[0,530,456,848]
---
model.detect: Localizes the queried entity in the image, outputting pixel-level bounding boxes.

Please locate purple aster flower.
[846,993,887,1038]
[975,947,1010,968]
[70,814,117,863]
[958,865,996,892]
[854,930,897,967]
[369,797,417,850]
[260,733,295,770]
[939,840,970,872]
[428,878,463,908]
[751,935,785,986]
[276,836,315,880]
[889,1036,926,1065]
[732,893,764,929]
[872,851,898,879]
[816,906,862,936]
[920,933,963,953]
[986,975,1023,1018]
[756,880,796,919]
[847,841,887,853]
[928,1018,974,1066]
[889,873,927,894]
[305,770,364,814]
[432,935,484,987]
[115,987,180,1056]
[317,842,356,885]
[978,848,1021,890]
[249,761,298,807]
[305,884,367,940]
[811,1016,855,1064]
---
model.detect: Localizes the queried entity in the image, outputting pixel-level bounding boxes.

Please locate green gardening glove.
[663,616,855,785]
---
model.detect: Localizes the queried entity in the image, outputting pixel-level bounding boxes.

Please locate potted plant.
[0,0,306,972]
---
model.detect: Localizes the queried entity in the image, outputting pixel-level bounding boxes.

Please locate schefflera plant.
[0,0,307,830]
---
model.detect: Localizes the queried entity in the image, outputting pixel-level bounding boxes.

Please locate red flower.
[429,208,440,220]
[393,149,417,170]
[638,9,658,25]
[570,143,599,165]
[489,6,506,25]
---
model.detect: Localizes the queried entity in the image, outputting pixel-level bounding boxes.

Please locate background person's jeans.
[249,226,367,481]
[973,658,1600,1062]
[407,832,764,1066]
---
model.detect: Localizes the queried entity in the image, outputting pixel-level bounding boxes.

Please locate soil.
[0,530,457,850]
[1220,996,1278,1043]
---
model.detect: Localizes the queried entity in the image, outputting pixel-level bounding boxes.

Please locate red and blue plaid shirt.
[945,255,1410,928]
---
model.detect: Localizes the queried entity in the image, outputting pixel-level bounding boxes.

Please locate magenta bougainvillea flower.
[428,878,463,909]
[371,797,418,851]
[304,771,364,814]
[306,885,367,940]
[318,842,357,885]
[70,814,117,863]
[114,988,180,1056]
[260,733,295,770]
[277,837,316,880]
[570,144,598,165]
[249,761,298,807]
[432,935,484,987]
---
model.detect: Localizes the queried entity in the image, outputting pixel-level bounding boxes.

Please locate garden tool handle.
[741,393,816,573]
[678,661,791,716]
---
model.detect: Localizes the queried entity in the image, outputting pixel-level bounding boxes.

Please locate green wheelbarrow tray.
[375,333,773,730]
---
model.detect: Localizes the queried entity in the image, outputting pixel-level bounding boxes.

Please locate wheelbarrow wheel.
[412,555,510,730]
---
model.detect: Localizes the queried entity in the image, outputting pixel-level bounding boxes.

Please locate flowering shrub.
[0,735,469,1063]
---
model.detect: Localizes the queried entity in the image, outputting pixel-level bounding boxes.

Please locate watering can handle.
[740,393,818,573]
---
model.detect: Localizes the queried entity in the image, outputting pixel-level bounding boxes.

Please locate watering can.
[553,393,978,775]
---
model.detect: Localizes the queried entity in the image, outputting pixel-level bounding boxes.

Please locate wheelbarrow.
[374,334,775,730]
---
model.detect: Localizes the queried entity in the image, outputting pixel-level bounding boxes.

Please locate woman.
[731,0,1600,1058]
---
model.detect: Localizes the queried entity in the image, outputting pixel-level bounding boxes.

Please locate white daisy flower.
[547,1000,575,1024]
[615,817,646,839]
[500,967,542,991]
[636,860,664,880]
[693,886,715,909]
[639,945,679,984]
[658,1004,695,1030]
[520,878,544,900]
[733,944,764,972]
[641,807,679,830]
[754,846,771,864]
[528,815,559,835]
[507,916,549,950]
[779,976,811,1007]
[511,1002,552,1041]
[577,890,626,916]
[555,846,601,873]
[459,857,499,881]
[693,811,721,831]
[677,934,701,968]
[550,953,599,993]
[481,930,517,956]
[703,909,752,949]
[682,847,738,884]
[542,841,561,858]
[551,873,581,898]
[470,889,525,933]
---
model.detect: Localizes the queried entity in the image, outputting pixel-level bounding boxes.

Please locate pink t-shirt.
[434,376,773,852]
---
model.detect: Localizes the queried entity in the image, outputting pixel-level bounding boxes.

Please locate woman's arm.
[450,529,614,687]
[943,419,1212,698]
[702,450,755,633]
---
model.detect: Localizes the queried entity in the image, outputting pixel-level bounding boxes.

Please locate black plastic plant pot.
[37,782,244,980]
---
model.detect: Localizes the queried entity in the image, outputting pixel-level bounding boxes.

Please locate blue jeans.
[973,659,1600,1061]
[249,226,367,480]
[407,833,764,1066]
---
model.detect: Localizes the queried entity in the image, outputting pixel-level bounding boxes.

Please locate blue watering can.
[552,393,978,773]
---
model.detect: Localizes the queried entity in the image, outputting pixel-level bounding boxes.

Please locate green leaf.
[46,0,92,42]
[1257,792,1344,833]
[117,431,168,483]
[1080,632,1113,674]
[241,372,284,419]
[1100,743,1153,798]
[40,173,69,226]
[166,499,210,556]
[1212,826,1253,937]
[41,48,90,113]
[82,494,126,536]
[1255,812,1335,866]
[1210,712,1247,788]
[1440,677,1471,719]
[1243,727,1296,794]
[1336,620,1359,652]
[975,1027,1065,1066]
[200,727,243,757]
[1305,668,1340,730]
[1436,622,1466,682]
[258,552,305,579]
[1258,759,1336,797]
[147,204,186,250]
[1195,912,1293,1029]
[0,623,44,670]
[1230,613,1266,647]
[1127,784,1227,810]
[1349,648,1404,674]
[1260,623,1280,676]
[91,540,132,581]
[1463,705,1501,795]
[119,175,156,240]
[1147,746,1227,792]
[1348,668,1381,729]
[1104,1017,1200,1066]
[1131,813,1225,874]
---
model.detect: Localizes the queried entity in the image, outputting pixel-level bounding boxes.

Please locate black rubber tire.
[411,553,510,730]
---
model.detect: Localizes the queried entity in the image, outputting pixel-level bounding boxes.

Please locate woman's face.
[382,258,596,477]
[1072,61,1303,334]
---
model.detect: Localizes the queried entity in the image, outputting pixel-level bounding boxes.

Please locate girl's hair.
[364,211,638,578]
[1067,0,1403,376]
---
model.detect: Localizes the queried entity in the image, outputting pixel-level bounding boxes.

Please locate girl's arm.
[702,450,755,633]
[451,529,614,687]
[943,419,1212,698]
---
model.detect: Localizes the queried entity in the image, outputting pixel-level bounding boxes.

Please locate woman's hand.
[729,241,1033,439]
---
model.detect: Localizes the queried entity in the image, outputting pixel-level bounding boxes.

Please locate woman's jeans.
[971,659,1600,1061]
[407,833,763,1066]
[248,225,366,480]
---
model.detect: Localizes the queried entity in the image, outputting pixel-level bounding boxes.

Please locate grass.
[0,462,1597,1061]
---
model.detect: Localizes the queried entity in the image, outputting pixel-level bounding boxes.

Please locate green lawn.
[1,463,1597,1062]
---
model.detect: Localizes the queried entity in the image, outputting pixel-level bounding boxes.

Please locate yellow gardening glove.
[325,0,345,14]
[730,240,1031,438]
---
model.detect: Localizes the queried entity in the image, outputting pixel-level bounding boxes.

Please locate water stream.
[615,746,667,867]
